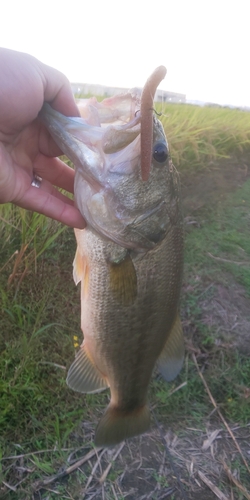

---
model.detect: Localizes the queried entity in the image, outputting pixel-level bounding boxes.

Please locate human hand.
[0,48,86,229]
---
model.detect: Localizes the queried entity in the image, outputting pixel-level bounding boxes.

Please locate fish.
[39,66,184,447]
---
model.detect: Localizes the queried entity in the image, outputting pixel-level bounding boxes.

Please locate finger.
[41,62,80,117]
[34,154,75,193]
[16,184,86,229]
[34,178,75,204]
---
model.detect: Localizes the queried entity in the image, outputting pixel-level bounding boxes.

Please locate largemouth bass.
[40,67,184,447]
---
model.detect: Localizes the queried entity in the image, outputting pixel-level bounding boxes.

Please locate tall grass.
[157,103,250,171]
[0,204,66,291]
[75,95,250,170]
[1,103,249,277]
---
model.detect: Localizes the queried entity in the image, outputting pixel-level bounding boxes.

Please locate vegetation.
[159,102,250,171]
[76,95,250,171]
[1,103,250,498]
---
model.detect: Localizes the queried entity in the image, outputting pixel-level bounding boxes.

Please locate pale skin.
[0,48,86,229]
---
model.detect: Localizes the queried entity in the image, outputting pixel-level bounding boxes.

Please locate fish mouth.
[140,66,167,182]
[39,68,169,250]
[39,66,167,186]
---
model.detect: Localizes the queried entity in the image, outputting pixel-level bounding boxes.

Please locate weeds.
[158,103,250,171]
[1,103,250,498]
[0,205,66,294]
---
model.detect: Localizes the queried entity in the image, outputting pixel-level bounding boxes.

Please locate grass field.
[158,103,250,171]
[1,103,250,499]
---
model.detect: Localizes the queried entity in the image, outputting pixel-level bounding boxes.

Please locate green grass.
[1,178,250,496]
[1,103,250,497]
[152,352,250,426]
[75,95,250,171]
[147,180,250,451]
[0,205,66,295]
[157,103,250,171]
[184,179,250,292]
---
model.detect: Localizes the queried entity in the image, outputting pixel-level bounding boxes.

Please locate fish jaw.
[74,116,174,251]
[39,99,141,188]
[39,103,106,189]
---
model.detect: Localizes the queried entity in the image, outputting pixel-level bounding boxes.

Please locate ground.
[1,152,250,499]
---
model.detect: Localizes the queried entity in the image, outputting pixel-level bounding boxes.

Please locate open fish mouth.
[40,66,167,184]
[39,66,169,251]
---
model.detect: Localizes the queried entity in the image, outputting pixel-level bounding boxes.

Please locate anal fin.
[66,343,109,394]
[156,314,184,382]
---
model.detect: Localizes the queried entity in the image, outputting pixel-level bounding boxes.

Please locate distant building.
[71,82,186,103]
[154,89,186,103]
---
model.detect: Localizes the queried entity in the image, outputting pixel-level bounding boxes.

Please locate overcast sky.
[1,0,249,107]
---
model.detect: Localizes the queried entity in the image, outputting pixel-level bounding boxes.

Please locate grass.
[185,179,250,291]
[0,206,66,294]
[76,94,250,171]
[1,103,250,498]
[158,102,250,172]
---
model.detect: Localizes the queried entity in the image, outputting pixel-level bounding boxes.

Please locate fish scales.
[78,224,183,398]
[39,66,184,447]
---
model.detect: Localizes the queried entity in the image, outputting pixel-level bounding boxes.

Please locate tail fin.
[95,404,150,447]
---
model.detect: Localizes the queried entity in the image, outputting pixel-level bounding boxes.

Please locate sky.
[1,0,250,107]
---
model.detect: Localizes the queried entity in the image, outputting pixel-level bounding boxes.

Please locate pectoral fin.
[67,343,109,394]
[73,245,85,286]
[156,314,184,382]
[108,253,137,306]
[73,245,90,303]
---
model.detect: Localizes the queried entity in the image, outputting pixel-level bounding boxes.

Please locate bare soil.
[32,423,250,499]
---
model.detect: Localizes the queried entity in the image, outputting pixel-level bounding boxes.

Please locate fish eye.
[153,142,168,163]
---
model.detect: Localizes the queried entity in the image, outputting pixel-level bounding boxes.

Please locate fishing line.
[160,86,164,115]
[151,108,162,117]
[151,408,189,500]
